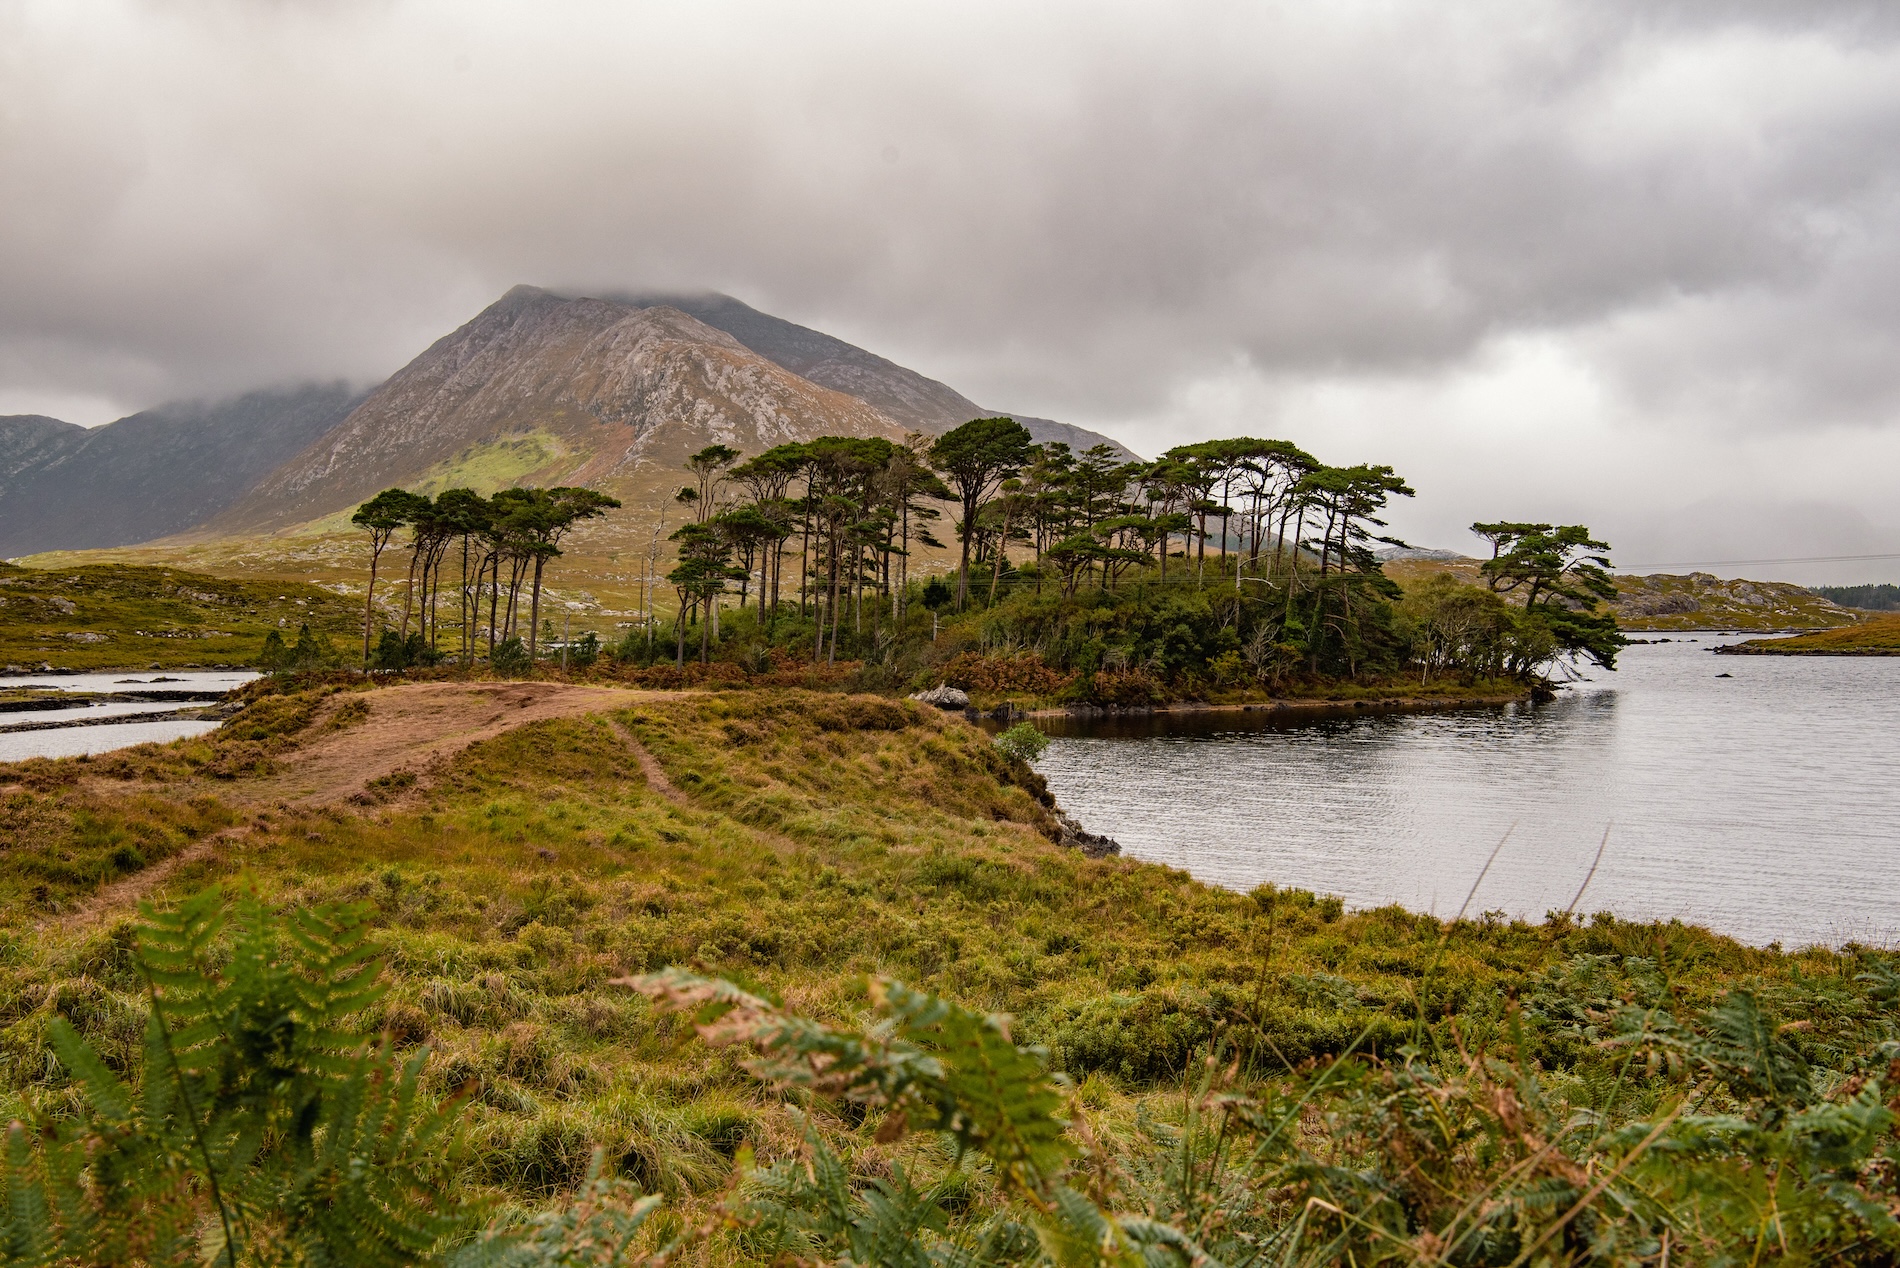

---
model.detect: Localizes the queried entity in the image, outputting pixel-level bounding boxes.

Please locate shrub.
[1083,668,1165,707]
[370,629,440,670]
[491,635,532,677]
[933,650,1075,696]
[993,722,1050,763]
[811,697,917,732]
[259,622,344,674]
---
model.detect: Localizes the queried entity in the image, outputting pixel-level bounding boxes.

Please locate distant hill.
[612,291,1140,460]
[0,384,363,557]
[1381,556,1858,631]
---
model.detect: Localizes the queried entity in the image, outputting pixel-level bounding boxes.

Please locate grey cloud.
[2,0,1899,571]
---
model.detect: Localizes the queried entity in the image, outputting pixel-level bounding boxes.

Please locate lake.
[0,670,255,763]
[1026,635,1900,948]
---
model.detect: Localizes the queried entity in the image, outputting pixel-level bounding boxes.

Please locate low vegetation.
[3,680,1898,1263]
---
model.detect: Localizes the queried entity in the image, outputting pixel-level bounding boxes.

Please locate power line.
[1612,551,1900,571]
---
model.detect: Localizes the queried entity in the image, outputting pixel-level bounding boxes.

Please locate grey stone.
[909,684,970,709]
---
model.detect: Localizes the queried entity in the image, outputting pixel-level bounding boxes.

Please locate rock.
[909,684,970,710]
[1054,811,1120,858]
[1620,593,1699,616]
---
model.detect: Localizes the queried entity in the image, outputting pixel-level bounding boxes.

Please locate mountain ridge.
[0,385,364,557]
[3,286,1137,552]
[608,290,1139,459]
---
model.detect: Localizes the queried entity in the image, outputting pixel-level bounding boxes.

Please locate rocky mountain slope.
[209,287,909,532]
[1610,571,1856,631]
[0,385,363,557]
[614,291,1139,459]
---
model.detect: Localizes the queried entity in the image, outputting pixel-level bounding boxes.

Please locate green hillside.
[0,561,357,671]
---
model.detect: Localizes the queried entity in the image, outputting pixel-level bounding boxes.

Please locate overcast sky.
[4,1,1898,580]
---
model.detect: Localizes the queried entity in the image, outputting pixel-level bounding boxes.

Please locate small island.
[1717,613,1900,655]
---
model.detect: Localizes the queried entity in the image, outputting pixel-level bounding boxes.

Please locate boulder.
[909,684,970,710]
[1055,811,1121,858]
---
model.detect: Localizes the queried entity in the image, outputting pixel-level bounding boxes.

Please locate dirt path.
[604,718,688,805]
[56,682,685,931]
[243,681,676,806]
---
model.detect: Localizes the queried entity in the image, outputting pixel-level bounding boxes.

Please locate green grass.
[0,561,358,670]
[2,682,1895,1259]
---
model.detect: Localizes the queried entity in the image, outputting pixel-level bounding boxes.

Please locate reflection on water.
[1029,636,1900,948]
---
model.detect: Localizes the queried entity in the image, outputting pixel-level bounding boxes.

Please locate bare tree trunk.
[486,554,500,655]
[528,555,547,662]
[362,538,384,667]
[955,491,975,610]
[828,533,842,665]
[400,544,420,640]
[987,505,1013,606]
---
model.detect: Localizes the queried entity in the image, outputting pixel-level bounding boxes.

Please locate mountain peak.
[207,290,905,531]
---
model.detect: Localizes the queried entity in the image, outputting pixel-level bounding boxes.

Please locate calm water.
[0,670,254,763]
[1029,636,1900,948]
[0,720,224,762]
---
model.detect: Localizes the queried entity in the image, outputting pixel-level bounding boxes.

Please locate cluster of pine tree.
[340,420,1623,688]
[350,486,620,673]
[631,420,1622,687]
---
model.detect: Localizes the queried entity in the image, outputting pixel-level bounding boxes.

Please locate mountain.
[209,287,907,532]
[610,291,981,434]
[0,384,363,557]
[5,285,1138,552]
[613,291,1139,459]
[0,415,85,484]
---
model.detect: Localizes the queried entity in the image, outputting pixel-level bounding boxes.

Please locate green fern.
[1,886,644,1267]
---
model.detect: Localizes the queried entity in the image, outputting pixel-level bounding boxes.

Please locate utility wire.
[1611,550,1900,571]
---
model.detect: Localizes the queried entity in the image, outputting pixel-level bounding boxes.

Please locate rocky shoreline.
[1022,691,1531,720]
[912,682,1531,723]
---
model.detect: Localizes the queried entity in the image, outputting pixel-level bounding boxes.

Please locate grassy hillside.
[17,501,787,647]
[0,561,357,671]
[4,678,1899,1260]
[1722,613,1900,654]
